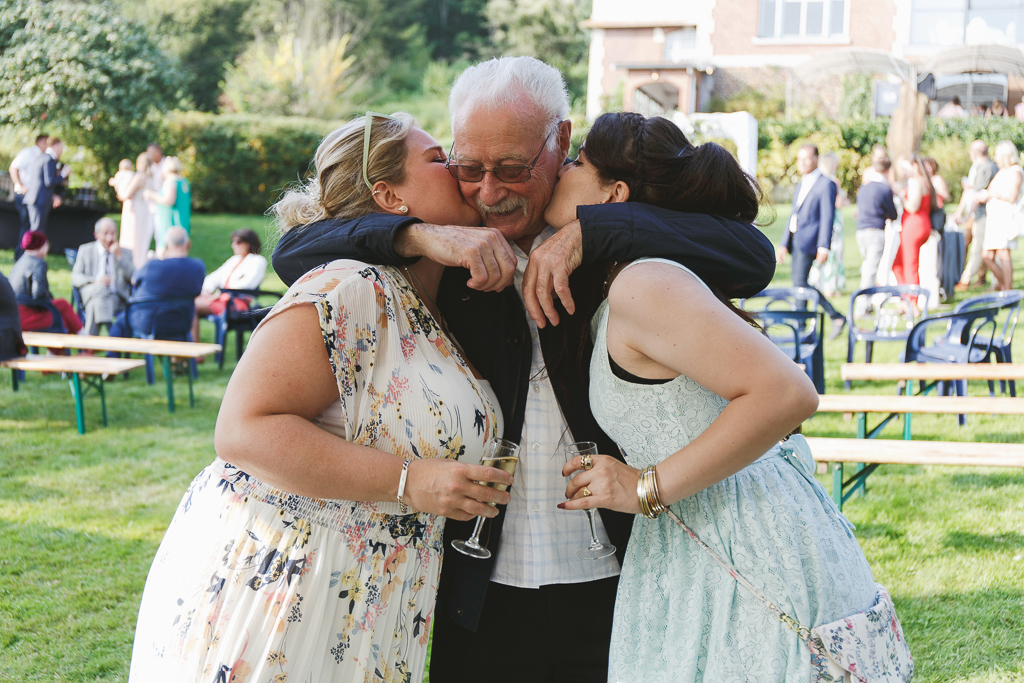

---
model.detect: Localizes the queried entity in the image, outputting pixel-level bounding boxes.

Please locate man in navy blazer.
[22,137,68,236]
[776,144,837,289]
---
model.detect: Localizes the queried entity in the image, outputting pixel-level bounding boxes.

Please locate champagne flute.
[565,441,617,560]
[451,438,521,559]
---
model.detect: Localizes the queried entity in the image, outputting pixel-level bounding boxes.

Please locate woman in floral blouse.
[129,114,517,683]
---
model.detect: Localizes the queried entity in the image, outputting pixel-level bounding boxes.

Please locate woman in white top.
[116,153,153,269]
[129,113,517,683]
[191,228,269,344]
[977,140,1022,291]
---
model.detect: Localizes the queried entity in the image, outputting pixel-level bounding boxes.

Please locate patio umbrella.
[924,44,1024,77]
[793,48,915,84]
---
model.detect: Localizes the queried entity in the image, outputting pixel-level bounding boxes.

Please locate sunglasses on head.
[445,130,555,184]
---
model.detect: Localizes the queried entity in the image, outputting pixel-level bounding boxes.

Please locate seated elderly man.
[108,227,205,340]
[71,217,134,335]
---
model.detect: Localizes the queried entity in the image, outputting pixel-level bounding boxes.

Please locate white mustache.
[474,195,529,217]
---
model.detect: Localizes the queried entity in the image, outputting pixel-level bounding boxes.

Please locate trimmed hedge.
[160,112,338,215]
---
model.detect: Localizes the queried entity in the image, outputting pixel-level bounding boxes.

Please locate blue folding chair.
[206,289,282,369]
[950,290,1022,396]
[845,285,930,389]
[742,286,820,314]
[64,248,86,324]
[125,295,197,412]
[751,309,826,393]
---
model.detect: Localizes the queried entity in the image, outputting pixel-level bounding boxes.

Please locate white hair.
[449,56,569,148]
[995,140,1020,166]
[165,227,189,248]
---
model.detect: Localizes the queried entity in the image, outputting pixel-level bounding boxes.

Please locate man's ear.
[371,182,406,214]
[606,180,630,204]
[557,119,572,159]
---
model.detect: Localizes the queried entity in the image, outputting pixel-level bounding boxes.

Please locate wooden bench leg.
[11,368,18,391]
[69,372,86,434]
[97,376,108,427]
[832,462,843,510]
[187,362,194,408]
[161,356,175,413]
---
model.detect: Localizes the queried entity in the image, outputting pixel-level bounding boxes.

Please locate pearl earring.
[399,205,409,214]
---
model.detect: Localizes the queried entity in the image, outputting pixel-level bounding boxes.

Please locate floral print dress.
[129,261,502,683]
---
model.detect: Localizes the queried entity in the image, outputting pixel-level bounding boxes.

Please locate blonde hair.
[995,140,1020,166]
[136,153,151,173]
[164,157,183,176]
[817,152,839,177]
[272,113,416,233]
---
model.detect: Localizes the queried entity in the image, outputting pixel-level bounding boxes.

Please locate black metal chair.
[750,309,826,394]
[950,290,1022,396]
[206,289,282,369]
[845,285,930,389]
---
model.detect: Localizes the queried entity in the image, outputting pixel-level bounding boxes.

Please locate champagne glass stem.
[585,510,601,546]
[468,515,486,545]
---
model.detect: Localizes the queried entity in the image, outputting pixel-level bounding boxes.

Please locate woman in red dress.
[893,155,935,286]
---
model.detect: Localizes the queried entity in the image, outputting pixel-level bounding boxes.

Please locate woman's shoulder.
[608,259,712,309]
[285,260,395,301]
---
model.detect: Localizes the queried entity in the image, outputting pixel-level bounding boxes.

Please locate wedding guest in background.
[117,153,155,268]
[71,218,134,335]
[191,228,268,344]
[109,159,134,194]
[814,152,847,300]
[974,140,1022,292]
[936,95,965,119]
[0,269,27,361]
[9,231,83,334]
[955,140,998,291]
[923,156,950,234]
[855,158,898,308]
[8,134,48,260]
[892,155,935,303]
[23,136,70,237]
[988,99,1009,118]
[145,157,191,257]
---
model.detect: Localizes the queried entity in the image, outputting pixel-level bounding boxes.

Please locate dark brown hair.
[581,112,765,327]
[231,228,262,255]
[903,154,936,213]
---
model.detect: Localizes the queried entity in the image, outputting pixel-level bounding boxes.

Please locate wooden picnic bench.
[842,362,1024,399]
[812,393,1024,509]
[1,354,146,434]
[22,332,221,413]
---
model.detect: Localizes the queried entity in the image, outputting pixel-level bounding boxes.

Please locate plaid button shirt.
[489,227,620,589]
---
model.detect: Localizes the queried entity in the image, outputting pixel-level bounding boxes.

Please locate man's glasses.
[446,130,554,184]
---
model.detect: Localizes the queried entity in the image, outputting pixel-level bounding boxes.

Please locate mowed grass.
[1,207,1022,680]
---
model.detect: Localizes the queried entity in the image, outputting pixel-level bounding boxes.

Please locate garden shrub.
[160,112,337,215]
[920,137,972,205]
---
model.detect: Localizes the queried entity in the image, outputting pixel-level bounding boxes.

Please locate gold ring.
[580,486,592,497]
[580,454,594,471]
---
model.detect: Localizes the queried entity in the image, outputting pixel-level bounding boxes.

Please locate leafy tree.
[484,0,592,103]
[220,0,359,118]
[113,0,254,112]
[0,0,184,175]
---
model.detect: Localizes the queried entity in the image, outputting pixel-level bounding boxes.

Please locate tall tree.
[0,0,184,173]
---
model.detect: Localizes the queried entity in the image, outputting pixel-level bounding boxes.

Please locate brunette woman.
[545,112,910,682]
[893,155,935,291]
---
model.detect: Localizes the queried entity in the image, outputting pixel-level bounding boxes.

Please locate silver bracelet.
[397,458,412,513]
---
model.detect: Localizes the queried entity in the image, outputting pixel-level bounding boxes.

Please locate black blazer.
[273,202,775,630]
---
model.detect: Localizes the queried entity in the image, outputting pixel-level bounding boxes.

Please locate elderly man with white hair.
[71,217,135,335]
[273,56,775,682]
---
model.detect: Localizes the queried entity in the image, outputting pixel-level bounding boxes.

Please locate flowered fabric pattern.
[130,261,501,683]
[591,259,881,683]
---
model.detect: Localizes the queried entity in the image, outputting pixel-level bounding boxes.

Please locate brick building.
[585,0,1024,120]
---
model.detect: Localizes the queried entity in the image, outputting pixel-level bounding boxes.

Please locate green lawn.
[1,208,1023,680]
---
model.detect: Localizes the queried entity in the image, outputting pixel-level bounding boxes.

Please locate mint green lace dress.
[591,259,877,683]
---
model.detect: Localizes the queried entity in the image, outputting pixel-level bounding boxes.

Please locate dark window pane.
[831,0,846,33]
[760,0,777,36]
[783,2,802,34]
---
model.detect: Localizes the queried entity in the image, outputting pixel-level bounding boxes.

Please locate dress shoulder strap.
[621,258,714,295]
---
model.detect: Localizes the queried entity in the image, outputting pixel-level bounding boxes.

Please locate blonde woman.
[116,153,153,269]
[129,114,516,683]
[976,140,1023,291]
[145,156,191,257]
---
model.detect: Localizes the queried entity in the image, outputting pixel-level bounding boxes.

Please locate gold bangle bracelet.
[637,466,667,519]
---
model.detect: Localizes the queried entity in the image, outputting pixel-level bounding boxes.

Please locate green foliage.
[708,88,786,121]
[484,0,592,103]
[757,120,872,200]
[839,74,873,120]
[0,0,184,179]
[113,0,253,112]
[923,116,1024,150]
[921,137,973,205]
[220,0,359,118]
[160,111,337,214]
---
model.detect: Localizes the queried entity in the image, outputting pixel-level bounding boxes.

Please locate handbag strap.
[661,507,813,642]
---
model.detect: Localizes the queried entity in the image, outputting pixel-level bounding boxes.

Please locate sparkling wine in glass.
[565,441,617,560]
[451,438,521,559]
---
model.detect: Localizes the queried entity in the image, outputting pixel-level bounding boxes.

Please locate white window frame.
[753,0,852,45]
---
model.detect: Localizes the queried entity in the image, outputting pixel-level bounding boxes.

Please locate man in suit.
[71,218,134,335]
[8,134,48,261]
[22,136,69,237]
[273,57,775,683]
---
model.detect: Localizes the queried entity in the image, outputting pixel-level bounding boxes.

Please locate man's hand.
[96,275,112,287]
[396,223,516,292]
[815,248,829,265]
[52,195,62,209]
[775,245,788,263]
[522,220,583,328]
[13,182,26,195]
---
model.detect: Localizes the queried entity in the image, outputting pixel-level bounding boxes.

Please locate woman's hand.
[557,454,642,515]
[404,459,513,521]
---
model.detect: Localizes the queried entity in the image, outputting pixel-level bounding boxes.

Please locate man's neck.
[513,227,546,254]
